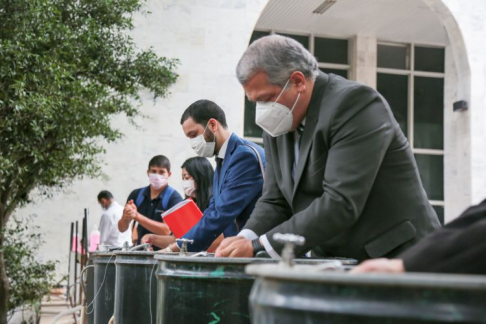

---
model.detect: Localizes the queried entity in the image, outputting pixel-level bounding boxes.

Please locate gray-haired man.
[216,35,440,261]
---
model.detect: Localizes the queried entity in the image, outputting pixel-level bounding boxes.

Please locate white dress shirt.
[99,201,132,248]
[218,133,232,161]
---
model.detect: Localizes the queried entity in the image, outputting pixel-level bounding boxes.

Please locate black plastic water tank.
[154,253,355,324]
[114,251,158,324]
[85,256,95,324]
[92,252,116,324]
[246,263,486,324]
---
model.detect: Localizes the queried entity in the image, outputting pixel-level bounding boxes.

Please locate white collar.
[217,133,232,159]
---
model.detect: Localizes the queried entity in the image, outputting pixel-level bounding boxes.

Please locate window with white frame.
[242,32,445,224]
[243,30,350,144]
[376,43,445,224]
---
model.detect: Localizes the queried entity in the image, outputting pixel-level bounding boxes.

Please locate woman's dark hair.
[181,157,214,211]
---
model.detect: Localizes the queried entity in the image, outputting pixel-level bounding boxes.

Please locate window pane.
[377,73,408,137]
[414,154,444,201]
[319,68,348,79]
[314,37,348,64]
[249,30,270,44]
[277,33,309,50]
[414,46,445,73]
[414,76,444,149]
[432,205,444,225]
[243,97,263,138]
[377,45,408,70]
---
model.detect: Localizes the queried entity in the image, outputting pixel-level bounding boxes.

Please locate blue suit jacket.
[182,133,265,252]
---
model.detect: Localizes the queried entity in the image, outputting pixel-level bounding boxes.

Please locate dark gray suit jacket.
[244,72,440,261]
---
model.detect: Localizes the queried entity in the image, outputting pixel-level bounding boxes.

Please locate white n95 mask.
[255,79,301,137]
[182,179,196,197]
[190,122,216,157]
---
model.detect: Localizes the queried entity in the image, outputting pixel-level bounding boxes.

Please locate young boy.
[118,155,183,249]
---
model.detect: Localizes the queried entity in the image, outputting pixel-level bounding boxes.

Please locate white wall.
[427,0,486,219]
[15,0,486,278]
[15,0,268,277]
[448,0,486,207]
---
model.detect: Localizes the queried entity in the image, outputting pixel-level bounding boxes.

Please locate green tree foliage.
[0,1,179,322]
[4,216,57,323]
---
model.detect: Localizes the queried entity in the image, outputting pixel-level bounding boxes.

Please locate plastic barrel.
[92,252,117,324]
[86,256,95,324]
[246,263,486,324]
[154,253,355,324]
[114,251,158,324]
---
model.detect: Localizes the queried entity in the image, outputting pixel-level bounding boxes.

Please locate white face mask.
[190,122,216,157]
[148,173,168,190]
[182,179,196,198]
[255,79,301,137]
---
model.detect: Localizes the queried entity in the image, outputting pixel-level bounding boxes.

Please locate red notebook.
[162,199,203,238]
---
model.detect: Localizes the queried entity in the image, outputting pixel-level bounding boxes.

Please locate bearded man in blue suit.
[163,99,265,252]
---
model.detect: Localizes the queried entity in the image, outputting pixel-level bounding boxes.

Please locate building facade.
[17,0,486,274]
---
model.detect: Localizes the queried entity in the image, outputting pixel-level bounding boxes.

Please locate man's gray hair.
[236,35,319,86]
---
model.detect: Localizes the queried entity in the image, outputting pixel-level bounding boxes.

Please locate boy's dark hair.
[97,190,114,201]
[180,99,228,128]
[148,155,171,171]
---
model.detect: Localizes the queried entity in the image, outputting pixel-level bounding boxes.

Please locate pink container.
[89,225,100,252]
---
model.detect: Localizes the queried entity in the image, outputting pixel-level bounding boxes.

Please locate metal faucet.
[273,233,306,267]
[176,238,194,256]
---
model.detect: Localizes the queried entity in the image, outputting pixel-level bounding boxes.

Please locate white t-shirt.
[99,201,132,248]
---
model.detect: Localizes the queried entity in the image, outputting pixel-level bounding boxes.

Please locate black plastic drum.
[85,256,95,324]
[155,253,355,324]
[114,251,158,324]
[92,252,117,324]
[247,264,486,324]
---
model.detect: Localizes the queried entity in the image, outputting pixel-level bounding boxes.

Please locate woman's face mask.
[255,79,301,137]
[190,121,216,157]
[182,179,196,198]
[148,173,168,190]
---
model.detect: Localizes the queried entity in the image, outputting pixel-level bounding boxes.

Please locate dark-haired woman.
[181,157,213,211]
[142,157,223,250]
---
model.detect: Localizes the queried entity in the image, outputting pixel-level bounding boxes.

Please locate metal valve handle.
[129,243,150,252]
[176,238,194,255]
[272,233,306,267]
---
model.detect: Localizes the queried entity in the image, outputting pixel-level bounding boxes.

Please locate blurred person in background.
[97,190,131,248]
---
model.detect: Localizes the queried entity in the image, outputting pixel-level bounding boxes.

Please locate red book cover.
[162,199,203,238]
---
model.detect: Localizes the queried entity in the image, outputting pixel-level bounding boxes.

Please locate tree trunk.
[0,205,9,324]
[0,244,9,324]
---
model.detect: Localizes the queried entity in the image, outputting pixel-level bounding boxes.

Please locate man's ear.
[290,71,307,93]
[167,171,172,178]
[208,118,218,133]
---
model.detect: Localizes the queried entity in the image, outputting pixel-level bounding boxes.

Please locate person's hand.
[169,243,180,252]
[141,234,154,246]
[215,237,253,258]
[215,236,244,256]
[124,200,139,221]
[160,243,180,253]
[123,201,135,219]
[350,258,405,274]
